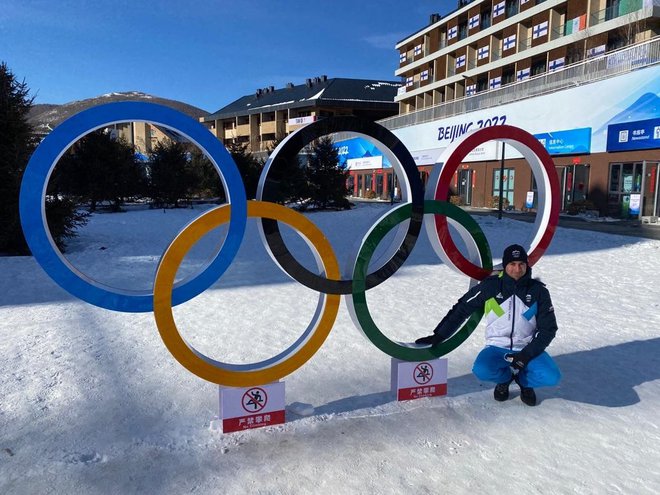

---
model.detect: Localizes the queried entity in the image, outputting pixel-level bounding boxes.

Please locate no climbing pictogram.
[242,387,268,413]
[413,362,434,385]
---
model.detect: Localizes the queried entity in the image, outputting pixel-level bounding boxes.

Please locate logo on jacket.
[496,292,503,300]
[526,294,532,303]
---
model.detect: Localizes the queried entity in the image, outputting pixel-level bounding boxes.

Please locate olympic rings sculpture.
[19,102,560,387]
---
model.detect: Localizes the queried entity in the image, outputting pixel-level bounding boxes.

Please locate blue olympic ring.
[18,102,247,313]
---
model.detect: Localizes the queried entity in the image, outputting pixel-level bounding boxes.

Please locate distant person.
[416,244,560,406]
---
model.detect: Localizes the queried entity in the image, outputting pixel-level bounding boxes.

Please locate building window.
[502,66,515,85]
[481,9,492,29]
[608,162,644,216]
[531,58,546,75]
[492,168,515,207]
[607,31,627,50]
[458,22,468,40]
[606,0,621,21]
[505,0,518,17]
[477,76,488,92]
[609,162,643,194]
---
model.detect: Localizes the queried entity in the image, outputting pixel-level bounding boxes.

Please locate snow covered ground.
[1,201,659,494]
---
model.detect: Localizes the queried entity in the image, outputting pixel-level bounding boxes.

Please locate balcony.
[383,37,660,130]
[590,0,643,26]
[518,35,532,51]
[260,121,277,134]
[550,24,565,41]
[235,123,250,136]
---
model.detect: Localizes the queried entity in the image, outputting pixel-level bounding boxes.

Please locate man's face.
[505,261,527,281]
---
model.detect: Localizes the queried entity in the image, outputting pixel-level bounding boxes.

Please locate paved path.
[468,209,660,241]
[352,199,660,241]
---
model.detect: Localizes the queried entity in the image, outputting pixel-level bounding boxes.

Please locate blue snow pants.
[472,345,561,388]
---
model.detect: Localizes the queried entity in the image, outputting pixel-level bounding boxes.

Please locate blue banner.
[334,137,392,168]
[607,118,660,152]
[534,128,591,155]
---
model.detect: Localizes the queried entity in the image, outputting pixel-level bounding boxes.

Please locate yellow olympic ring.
[153,201,341,386]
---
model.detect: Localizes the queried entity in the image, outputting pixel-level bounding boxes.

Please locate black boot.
[515,376,537,406]
[493,377,514,401]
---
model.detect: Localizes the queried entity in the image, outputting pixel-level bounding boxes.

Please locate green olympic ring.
[348,200,492,361]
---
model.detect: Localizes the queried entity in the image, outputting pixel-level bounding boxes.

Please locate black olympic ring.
[256,116,424,295]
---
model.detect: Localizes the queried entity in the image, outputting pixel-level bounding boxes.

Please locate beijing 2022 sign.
[19,102,560,388]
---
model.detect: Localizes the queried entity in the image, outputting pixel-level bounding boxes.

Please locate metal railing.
[381,37,659,131]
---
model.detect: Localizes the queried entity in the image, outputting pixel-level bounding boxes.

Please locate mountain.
[27,91,210,134]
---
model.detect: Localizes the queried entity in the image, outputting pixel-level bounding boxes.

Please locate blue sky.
[1,0,455,113]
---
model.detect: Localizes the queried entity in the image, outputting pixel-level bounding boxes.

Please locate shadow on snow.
[306,338,660,417]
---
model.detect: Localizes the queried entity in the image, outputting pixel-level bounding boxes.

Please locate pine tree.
[189,148,226,202]
[226,142,263,200]
[0,62,35,253]
[305,136,350,210]
[51,130,144,212]
[262,138,309,206]
[148,141,194,208]
[1,62,87,254]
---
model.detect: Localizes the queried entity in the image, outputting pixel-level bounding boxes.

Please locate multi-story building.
[343,0,659,219]
[395,0,657,111]
[200,76,400,158]
[112,122,178,157]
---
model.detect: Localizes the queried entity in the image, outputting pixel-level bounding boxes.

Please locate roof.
[203,77,400,121]
[396,0,479,48]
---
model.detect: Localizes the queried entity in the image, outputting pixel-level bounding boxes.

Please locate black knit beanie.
[502,244,528,267]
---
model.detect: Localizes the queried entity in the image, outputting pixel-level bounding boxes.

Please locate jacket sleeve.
[519,284,558,360]
[432,279,491,341]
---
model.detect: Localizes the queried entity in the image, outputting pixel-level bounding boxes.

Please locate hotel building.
[347,0,660,219]
[200,77,399,158]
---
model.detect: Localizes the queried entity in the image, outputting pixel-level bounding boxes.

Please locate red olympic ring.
[431,125,560,280]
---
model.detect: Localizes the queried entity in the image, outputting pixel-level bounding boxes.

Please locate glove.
[415,334,442,346]
[505,352,530,371]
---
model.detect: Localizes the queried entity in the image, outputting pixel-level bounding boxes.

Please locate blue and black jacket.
[433,267,558,362]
